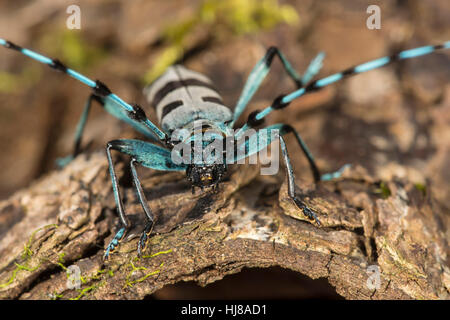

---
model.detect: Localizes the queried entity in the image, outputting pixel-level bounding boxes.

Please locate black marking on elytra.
[272,94,290,110]
[152,79,217,107]
[128,104,147,121]
[94,80,112,96]
[161,100,183,118]
[4,41,21,51]
[50,59,67,73]
[247,110,264,127]
[434,44,444,50]
[202,96,223,104]
[194,123,212,132]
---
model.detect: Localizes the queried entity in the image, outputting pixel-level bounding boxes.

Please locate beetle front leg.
[130,158,155,257]
[279,136,321,226]
[104,141,131,260]
[103,139,186,259]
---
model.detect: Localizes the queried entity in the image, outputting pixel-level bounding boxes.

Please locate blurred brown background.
[0,0,449,299]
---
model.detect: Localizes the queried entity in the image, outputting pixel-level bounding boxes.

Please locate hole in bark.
[354,227,364,236]
[146,267,343,299]
[370,237,378,261]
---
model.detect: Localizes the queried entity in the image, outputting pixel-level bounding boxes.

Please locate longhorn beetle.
[1,38,449,259]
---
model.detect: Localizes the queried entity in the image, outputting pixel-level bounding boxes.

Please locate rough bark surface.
[0,152,448,300]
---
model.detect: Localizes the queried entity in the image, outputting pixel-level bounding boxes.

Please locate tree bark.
[0,152,448,300]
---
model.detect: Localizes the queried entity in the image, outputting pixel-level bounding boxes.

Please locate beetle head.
[186,163,227,192]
